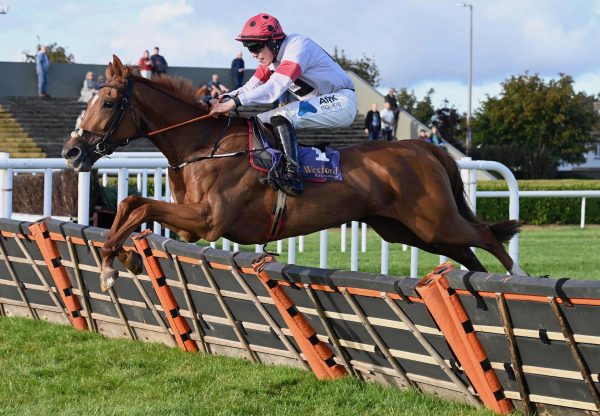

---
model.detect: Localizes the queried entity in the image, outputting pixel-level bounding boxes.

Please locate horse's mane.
[126,65,208,109]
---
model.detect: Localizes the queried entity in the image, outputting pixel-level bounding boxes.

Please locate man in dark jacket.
[150,47,168,76]
[230,51,245,89]
[364,103,381,141]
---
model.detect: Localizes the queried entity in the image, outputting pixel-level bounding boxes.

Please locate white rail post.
[43,168,52,217]
[439,255,448,264]
[3,169,12,220]
[381,239,389,275]
[299,235,304,252]
[288,237,296,264]
[77,171,90,225]
[141,169,148,231]
[581,197,587,229]
[210,242,216,249]
[102,172,108,187]
[136,172,142,193]
[233,243,240,251]
[164,170,171,238]
[319,229,328,268]
[361,222,367,252]
[255,244,264,253]
[277,240,283,253]
[341,223,347,252]
[410,246,419,278]
[117,168,128,205]
[0,152,9,218]
[153,168,162,234]
[350,221,359,271]
[222,239,231,251]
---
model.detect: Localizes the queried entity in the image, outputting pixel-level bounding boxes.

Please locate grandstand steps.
[0,104,46,158]
[0,97,369,158]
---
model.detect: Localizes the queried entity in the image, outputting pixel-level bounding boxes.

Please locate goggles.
[243,41,266,54]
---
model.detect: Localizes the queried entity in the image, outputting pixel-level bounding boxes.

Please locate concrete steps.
[0,97,369,158]
[0,104,46,158]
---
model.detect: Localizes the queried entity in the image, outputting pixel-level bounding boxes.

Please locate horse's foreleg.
[100,199,215,291]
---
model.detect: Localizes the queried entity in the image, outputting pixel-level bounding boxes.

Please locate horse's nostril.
[64,146,82,160]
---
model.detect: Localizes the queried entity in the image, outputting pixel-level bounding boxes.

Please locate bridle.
[77,78,137,156]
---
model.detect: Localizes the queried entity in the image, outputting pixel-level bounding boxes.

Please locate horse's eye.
[103,101,114,109]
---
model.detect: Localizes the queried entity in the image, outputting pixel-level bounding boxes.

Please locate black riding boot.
[271,115,303,196]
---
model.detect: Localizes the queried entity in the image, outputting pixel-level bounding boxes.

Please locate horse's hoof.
[126,251,144,275]
[100,268,118,292]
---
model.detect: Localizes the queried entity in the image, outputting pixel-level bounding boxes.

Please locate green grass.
[205,225,600,280]
[0,317,493,416]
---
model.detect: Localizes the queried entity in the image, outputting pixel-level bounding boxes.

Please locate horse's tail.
[412,141,521,242]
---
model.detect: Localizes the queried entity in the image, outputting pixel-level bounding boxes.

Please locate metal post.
[3,168,12,220]
[341,223,347,252]
[222,239,231,251]
[164,169,171,238]
[0,152,8,218]
[43,168,52,217]
[117,168,128,205]
[350,221,359,271]
[136,172,142,193]
[319,229,328,268]
[361,222,367,252]
[381,239,389,275]
[102,172,108,187]
[233,243,240,251]
[299,235,304,252]
[141,170,148,231]
[581,197,587,229]
[153,168,162,234]
[77,171,90,225]
[277,240,283,253]
[288,236,296,264]
[410,246,419,278]
[461,2,473,155]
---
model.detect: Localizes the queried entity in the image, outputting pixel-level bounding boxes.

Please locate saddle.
[247,116,342,184]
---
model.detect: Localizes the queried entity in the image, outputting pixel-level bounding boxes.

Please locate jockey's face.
[254,46,274,66]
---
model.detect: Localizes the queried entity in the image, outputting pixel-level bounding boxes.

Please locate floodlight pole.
[461,3,474,155]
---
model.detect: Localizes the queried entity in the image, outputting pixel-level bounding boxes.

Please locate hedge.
[100,177,600,225]
[476,180,600,225]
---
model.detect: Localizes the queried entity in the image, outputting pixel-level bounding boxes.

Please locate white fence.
[0,152,597,277]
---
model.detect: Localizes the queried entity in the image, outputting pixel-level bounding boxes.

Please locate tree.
[395,88,435,126]
[23,42,75,63]
[431,100,466,151]
[333,47,380,87]
[472,73,599,178]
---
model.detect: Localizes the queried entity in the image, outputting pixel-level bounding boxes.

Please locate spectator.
[35,45,50,98]
[150,46,168,76]
[380,101,395,141]
[138,50,153,79]
[78,71,99,103]
[429,125,443,146]
[364,103,381,141]
[384,88,400,138]
[417,129,432,143]
[207,73,229,99]
[230,51,245,89]
[96,75,106,88]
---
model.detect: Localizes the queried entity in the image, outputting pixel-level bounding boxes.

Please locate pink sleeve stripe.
[275,60,302,81]
[253,65,271,83]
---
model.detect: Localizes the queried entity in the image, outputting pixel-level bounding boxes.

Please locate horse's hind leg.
[469,223,526,275]
[365,216,488,272]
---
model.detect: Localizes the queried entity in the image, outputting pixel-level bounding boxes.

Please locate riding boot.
[271,115,304,196]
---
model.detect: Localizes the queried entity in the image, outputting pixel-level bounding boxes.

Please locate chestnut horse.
[62,56,525,291]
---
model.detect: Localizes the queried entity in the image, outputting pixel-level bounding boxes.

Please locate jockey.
[210,13,356,196]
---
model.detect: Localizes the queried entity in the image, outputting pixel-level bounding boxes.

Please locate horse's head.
[62,55,142,172]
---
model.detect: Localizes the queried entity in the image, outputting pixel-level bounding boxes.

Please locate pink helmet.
[235,13,285,42]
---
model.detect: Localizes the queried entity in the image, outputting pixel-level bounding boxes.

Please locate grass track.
[0,318,493,416]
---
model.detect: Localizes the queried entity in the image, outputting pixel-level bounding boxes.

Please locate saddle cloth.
[247,116,342,183]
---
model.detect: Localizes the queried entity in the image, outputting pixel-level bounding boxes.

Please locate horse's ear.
[106,62,115,80]
[112,55,125,77]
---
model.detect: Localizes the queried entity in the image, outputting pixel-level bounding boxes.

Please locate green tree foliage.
[395,88,436,126]
[472,73,599,178]
[431,100,466,151]
[333,47,380,87]
[23,42,75,63]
